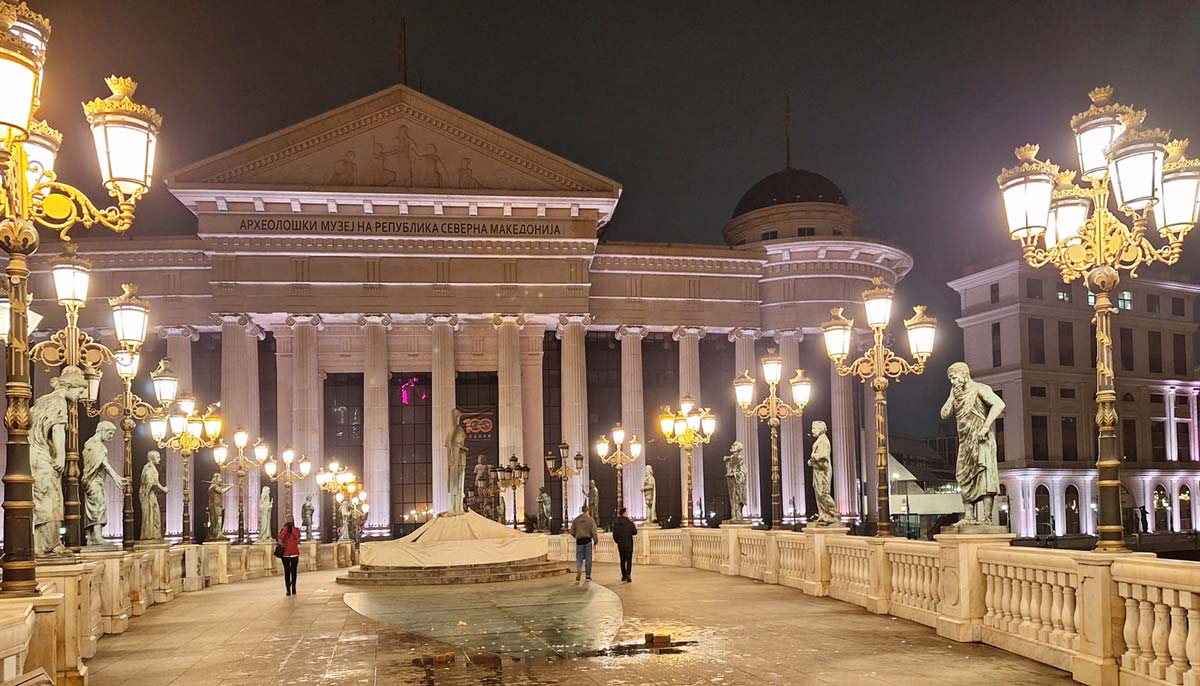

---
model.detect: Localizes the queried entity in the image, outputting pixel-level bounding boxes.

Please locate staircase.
[336,554,571,586]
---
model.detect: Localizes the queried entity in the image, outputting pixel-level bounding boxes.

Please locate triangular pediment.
[166,84,620,197]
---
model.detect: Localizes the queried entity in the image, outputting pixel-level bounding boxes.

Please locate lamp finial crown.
[1015,144,1040,163]
[104,76,137,99]
[1165,138,1190,161]
[1054,170,1078,188]
[1088,85,1113,105]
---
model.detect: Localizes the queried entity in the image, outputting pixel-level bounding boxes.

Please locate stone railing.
[547,526,1200,686]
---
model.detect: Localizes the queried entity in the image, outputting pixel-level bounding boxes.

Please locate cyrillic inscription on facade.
[231,216,565,237]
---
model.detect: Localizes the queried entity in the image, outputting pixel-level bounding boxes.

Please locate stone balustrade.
[979,546,1081,671]
[887,540,941,629]
[1112,557,1200,686]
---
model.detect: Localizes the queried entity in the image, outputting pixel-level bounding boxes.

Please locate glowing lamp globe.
[659,411,676,438]
[149,415,167,441]
[789,370,812,407]
[1047,185,1091,247]
[82,77,162,196]
[822,308,854,361]
[176,393,196,416]
[573,452,584,470]
[281,448,295,465]
[544,450,558,473]
[212,444,228,467]
[233,429,249,450]
[22,118,60,193]
[679,396,695,415]
[733,370,755,408]
[0,12,41,140]
[760,354,783,386]
[1107,127,1167,213]
[263,458,278,479]
[167,413,185,436]
[674,416,688,436]
[254,441,269,464]
[700,414,716,436]
[113,349,139,379]
[1071,87,1133,181]
[299,456,312,476]
[185,418,203,440]
[151,358,178,405]
[862,278,895,328]
[203,413,222,439]
[109,284,150,348]
[50,245,91,308]
[998,145,1058,240]
[1155,140,1200,231]
[904,306,938,358]
[82,365,102,403]
[629,436,643,458]
[611,425,626,447]
[595,436,610,458]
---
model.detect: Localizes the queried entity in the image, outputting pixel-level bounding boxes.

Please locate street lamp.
[30,244,151,551]
[659,397,716,527]
[496,455,530,530]
[545,443,584,531]
[261,447,312,524]
[595,424,642,514]
[147,377,222,545]
[822,278,936,538]
[212,429,267,544]
[316,461,356,541]
[734,351,811,528]
[996,87,1198,553]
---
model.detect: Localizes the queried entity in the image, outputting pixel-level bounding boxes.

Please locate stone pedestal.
[79,551,132,635]
[180,544,205,592]
[934,532,1015,642]
[316,543,337,570]
[202,541,231,586]
[134,542,176,604]
[335,541,354,568]
[299,541,319,572]
[249,542,276,578]
[722,524,752,576]
[128,550,151,616]
[0,603,34,683]
[1071,554,1125,686]
[226,545,248,583]
[0,585,68,686]
[801,526,850,597]
[35,561,99,682]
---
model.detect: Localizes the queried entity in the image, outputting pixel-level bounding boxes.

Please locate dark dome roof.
[732,167,848,218]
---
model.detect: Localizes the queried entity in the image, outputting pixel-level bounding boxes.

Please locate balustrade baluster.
[1167,602,1188,682]
[1001,573,1014,632]
[1122,592,1140,669]
[1140,593,1157,673]
[1185,604,1200,683]
[1019,574,1033,636]
[1038,578,1052,644]
[1049,579,1064,646]
[1062,583,1077,651]
[1150,588,1171,679]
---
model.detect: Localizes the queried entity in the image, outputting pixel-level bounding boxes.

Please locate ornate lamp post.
[496,455,530,530]
[261,448,312,521]
[995,87,1199,552]
[545,443,584,531]
[316,461,356,541]
[212,429,268,544]
[147,388,223,545]
[733,351,812,529]
[595,424,642,513]
[821,278,936,538]
[1,1,162,594]
[92,346,158,547]
[658,398,715,527]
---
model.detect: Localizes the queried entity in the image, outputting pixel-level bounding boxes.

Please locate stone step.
[359,554,553,572]
[336,563,571,586]
[343,559,568,579]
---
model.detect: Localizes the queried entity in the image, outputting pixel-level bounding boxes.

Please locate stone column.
[830,362,858,518]
[360,315,391,533]
[1050,479,1066,536]
[729,328,762,522]
[160,326,197,538]
[288,315,322,531]
[427,315,459,514]
[1190,390,1199,462]
[217,314,253,537]
[558,315,590,516]
[862,357,879,526]
[244,320,263,535]
[495,315,525,520]
[97,364,124,540]
[1166,388,1178,461]
[674,326,705,523]
[274,329,294,518]
[617,325,648,520]
[774,330,805,522]
[520,330,545,515]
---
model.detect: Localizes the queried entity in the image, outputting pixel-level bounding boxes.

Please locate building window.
[995,417,1005,462]
[1087,292,1097,306]
[1027,278,1044,300]
[1065,485,1081,534]
[1150,393,1165,404]
[1056,283,1072,302]
[1119,328,1134,371]
[1058,320,1074,366]
[1032,415,1050,459]
[1031,386,1047,397]
[1183,486,1194,530]
[990,283,1000,304]
[1035,485,1052,535]
[1060,387,1076,399]
[1149,331,1163,374]
[760,230,778,241]
[1177,422,1191,461]
[1147,294,1160,313]
[1122,419,1138,461]
[1118,290,1133,310]
[1172,296,1185,317]
[1061,417,1078,461]
[832,229,844,235]
[1121,392,1135,402]
[388,371,433,537]
[1174,334,1188,376]
[991,322,1002,368]
[1151,420,1167,461]
[797,227,815,237]
[1029,318,1046,364]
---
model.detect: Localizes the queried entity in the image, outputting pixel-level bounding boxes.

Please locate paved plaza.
[88,563,1074,686]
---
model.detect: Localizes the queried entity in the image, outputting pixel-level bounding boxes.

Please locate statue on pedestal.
[473,455,489,509]
[940,362,1006,526]
[808,421,839,526]
[447,408,468,514]
[642,465,657,524]
[82,420,128,546]
[257,486,274,542]
[139,450,168,541]
[536,486,552,531]
[583,479,599,517]
[205,472,234,542]
[723,441,748,523]
[301,495,315,541]
[338,499,354,541]
[31,365,87,556]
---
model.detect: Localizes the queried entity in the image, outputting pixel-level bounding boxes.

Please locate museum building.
[13,84,916,541]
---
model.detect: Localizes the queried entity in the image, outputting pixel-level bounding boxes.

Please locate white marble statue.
[139,450,168,540]
[940,362,1006,526]
[723,441,748,523]
[82,420,128,546]
[338,499,354,541]
[301,495,315,541]
[536,486,552,531]
[447,408,468,514]
[808,421,839,526]
[642,465,657,523]
[473,455,489,502]
[257,486,274,542]
[583,479,599,517]
[206,472,234,541]
[31,365,87,556]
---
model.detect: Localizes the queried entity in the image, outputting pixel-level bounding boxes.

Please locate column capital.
[158,325,199,341]
[772,329,803,344]
[556,314,592,338]
[727,327,761,343]
[492,314,526,329]
[213,313,251,328]
[358,314,394,330]
[425,313,460,330]
[285,314,324,330]
[672,325,706,342]
[616,324,648,340]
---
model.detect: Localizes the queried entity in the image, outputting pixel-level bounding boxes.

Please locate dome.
[731,167,848,218]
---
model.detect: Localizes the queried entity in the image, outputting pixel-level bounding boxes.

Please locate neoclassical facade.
[14,84,915,540]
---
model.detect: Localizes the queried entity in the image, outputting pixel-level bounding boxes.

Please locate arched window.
[1121,392,1135,403]
[1180,485,1192,531]
[1064,485,1081,534]
[1153,484,1170,532]
[998,484,1009,528]
[1035,485,1052,536]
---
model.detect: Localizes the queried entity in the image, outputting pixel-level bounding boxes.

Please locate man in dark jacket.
[611,507,638,582]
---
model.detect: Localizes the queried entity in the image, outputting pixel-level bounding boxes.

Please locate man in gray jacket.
[569,505,599,581]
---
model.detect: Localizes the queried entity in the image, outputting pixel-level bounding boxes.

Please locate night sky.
[32,1,1200,434]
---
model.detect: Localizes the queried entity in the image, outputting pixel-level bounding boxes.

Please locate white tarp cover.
[360,510,548,568]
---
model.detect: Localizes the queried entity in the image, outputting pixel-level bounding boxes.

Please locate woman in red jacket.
[278,514,302,595]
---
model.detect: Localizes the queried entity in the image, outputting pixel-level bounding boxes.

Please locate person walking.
[611,507,638,582]
[569,505,598,581]
[278,513,302,596]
